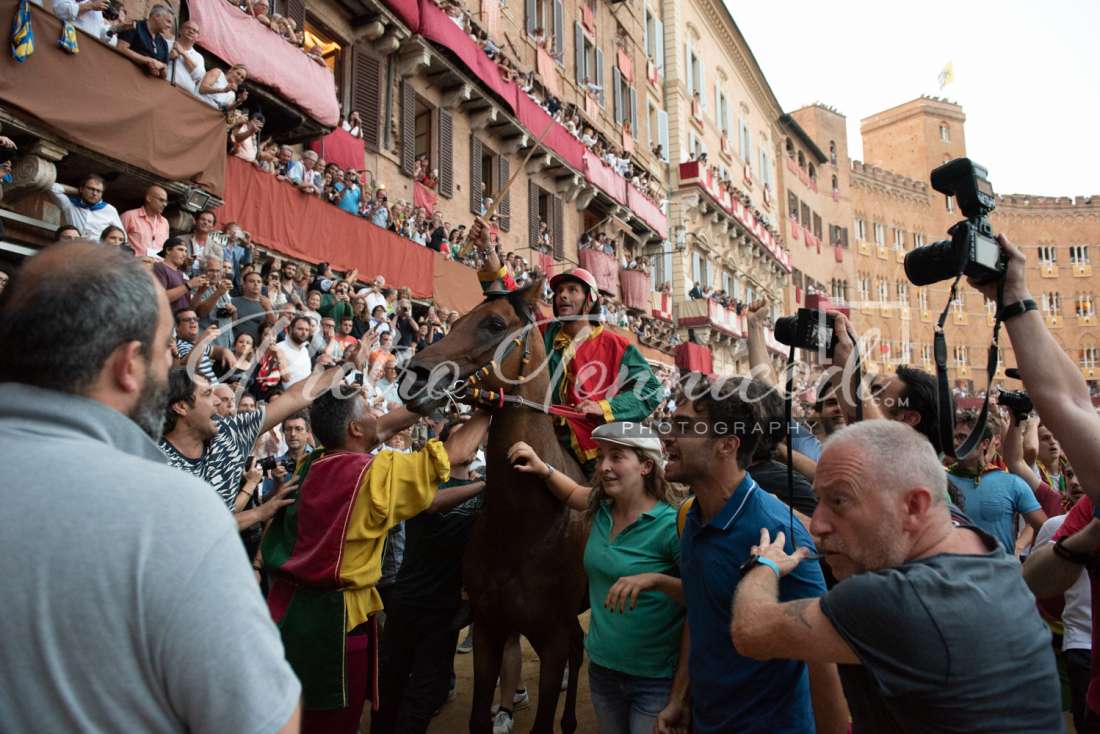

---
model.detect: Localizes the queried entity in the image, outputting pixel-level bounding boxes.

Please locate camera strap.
[934,276,1003,460]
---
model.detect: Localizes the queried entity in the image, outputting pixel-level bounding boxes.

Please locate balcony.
[678,161,791,271]
[1045,312,1063,329]
[676,298,742,344]
[186,0,340,134]
[619,269,651,311]
[894,247,905,264]
[1077,313,1098,327]
[1040,261,1058,278]
[876,244,888,260]
[952,309,968,325]
[858,240,873,256]
[578,248,620,300]
[1074,262,1093,277]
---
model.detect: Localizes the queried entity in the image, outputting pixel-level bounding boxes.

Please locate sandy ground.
[370,616,599,734]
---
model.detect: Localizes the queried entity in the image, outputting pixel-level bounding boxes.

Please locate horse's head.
[404,277,546,414]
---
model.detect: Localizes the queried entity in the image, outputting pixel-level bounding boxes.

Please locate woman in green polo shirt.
[508,422,685,734]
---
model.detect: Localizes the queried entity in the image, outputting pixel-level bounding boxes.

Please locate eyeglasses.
[178,317,199,323]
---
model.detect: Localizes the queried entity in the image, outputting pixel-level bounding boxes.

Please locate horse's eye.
[484,316,507,332]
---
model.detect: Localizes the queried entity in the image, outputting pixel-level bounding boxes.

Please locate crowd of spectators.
[224,0,329,67]
[687,150,782,245]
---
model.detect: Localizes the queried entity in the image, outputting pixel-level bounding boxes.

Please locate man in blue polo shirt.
[946,412,1046,554]
[655,376,840,734]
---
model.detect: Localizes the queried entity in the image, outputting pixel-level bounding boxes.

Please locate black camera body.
[997,388,1033,421]
[904,158,1006,287]
[774,308,838,358]
[102,0,122,20]
[215,306,234,318]
[258,456,296,475]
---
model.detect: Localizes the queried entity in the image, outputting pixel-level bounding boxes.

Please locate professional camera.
[997,388,1033,421]
[774,308,838,358]
[102,0,122,21]
[903,158,1005,287]
[258,456,296,475]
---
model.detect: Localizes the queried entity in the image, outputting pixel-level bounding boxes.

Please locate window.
[857,274,870,301]
[644,8,664,74]
[873,222,885,246]
[985,299,996,318]
[896,281,909,301]
[785,137,795,158]
[647,101,658,148]
[574,23,602,105]
[829,224,849,248]
[1077,293,1095,317]
[414,98,432,165]
[939,124,950,142]
[529,181,563,257]
[901,341,913,363]
[717,91,730,138]
[918,289,929,312]
[921,343,932,363]
[684,39,702,107]
[877,278,889,305]
[951,292,965,315]
[1082,347,1100,370]
[305,22,344,90]
[1071,245,1090,264]
[738,118,752,165]
[854,218,866,241]
[913,232,926,249]
[721,270,734,297]
[1042,291,1062,313]
[945,194,954,213]
[1039,245,1057,263]
[788,192,799,221]
[645,242,673,287]
[612,69,636,131]
[812,213,823,240]
[800,203,811,228]
[953,345,969,366]
[808,163,816,182]
[831,174,838,193]
[692,250,710,288]
[470,137,509,230]
[526,0,553,41]
[828,140,837,164]
[893,227,906,251]
[797,150,805,169]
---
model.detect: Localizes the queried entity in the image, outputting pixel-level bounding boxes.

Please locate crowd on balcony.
[686,150,781,245]
[441,0,667,210]
[687,280,746,314]
[223,0,329,66]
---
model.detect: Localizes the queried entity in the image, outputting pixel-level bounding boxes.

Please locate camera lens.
[773,316,799,348]
[903,239,962,287]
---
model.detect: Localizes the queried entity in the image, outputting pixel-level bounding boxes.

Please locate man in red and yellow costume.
[262,389,488,733]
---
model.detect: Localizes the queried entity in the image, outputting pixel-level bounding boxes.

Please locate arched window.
[808,163,816,182]
[828,140,837,165]
[797,151,805,169]
[785,137,794,158]
[831,174,838,192]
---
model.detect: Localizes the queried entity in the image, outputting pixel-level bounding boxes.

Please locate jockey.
[469,218,663,471]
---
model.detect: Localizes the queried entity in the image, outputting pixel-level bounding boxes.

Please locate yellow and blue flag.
[58,19,77,53]
[11,0,34,62]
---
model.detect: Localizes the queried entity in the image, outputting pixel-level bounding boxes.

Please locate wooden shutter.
[353,45,381,152]
[552,0,563,59]
[594,47,604,106]
[657,109,668,161]
[400,81,415,176]
[498,156,510,231]
[551,194,564,259]
[612,67,622,124]
[574,22,584,83]
[528,180,540,249]
[526,0,537,34]
[438,109,453,198]
[654,18,664,72]
[684,40,692,96]
[470,136,483,215]
[284,0,304,33]
[629,86,637,132]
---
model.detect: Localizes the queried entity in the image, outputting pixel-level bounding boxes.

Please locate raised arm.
[745,299,777,386]
[507,441,589,510]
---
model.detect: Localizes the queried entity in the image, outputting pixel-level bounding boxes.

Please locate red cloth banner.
[386,0,421,31]
[676,342,713,376]
[619,269,650,311]
[536,46,560,97]
[651,292,672,321]
[419,0,517,112]
[539,253,555,277]
[187,0,339,127]
[626,186,668,239]
[617,48,633,83]
[581,4,594,31]
[217,158,434,297]
[583,151,627,205]
[433,254,483,313]
[515,93,585,171]
[578,249,620,299]
[308,127,365,173]
[414,182,438,214]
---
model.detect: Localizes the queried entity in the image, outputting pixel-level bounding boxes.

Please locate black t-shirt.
[428,226,446,252]
[391,479,483,609]
[395,315,419,348]
[117,20,169,63]
[748,460,818,517]
[818,527,1063,734]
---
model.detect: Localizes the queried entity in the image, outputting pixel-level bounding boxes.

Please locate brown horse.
[406,279,588,734]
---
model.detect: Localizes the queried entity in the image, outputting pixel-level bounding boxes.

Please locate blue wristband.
[1092,503,1100,521]
[754,556,782,579]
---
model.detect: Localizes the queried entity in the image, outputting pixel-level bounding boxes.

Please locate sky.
[724,0,1100,198]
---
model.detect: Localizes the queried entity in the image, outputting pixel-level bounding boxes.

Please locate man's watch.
[739,554,781,579]
[996,299,1038,321]
[1053,536,1095,565]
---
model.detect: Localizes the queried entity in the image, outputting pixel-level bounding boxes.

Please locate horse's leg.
[559,619,583,734]
[526,626,570,734]
[469,621,507,734]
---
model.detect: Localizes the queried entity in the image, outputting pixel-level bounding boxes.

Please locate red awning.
[627,185,668,239]
[308,127,365,173]
[187,0,340,127]
[432,254,483,313]
[216,158,434,297]
[388,0,421,31]
[583,151,627,204]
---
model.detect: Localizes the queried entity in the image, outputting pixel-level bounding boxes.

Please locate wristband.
[1053,536,1094,565]
[996,299,1037,322]
[739,555,781,579]
[543,463,555,480]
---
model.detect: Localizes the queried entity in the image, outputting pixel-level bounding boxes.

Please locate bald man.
[0,243,301,733]
[121,184,170,258]
[731,420,1062,734]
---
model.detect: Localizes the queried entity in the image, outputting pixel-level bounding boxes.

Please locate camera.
[216,306,233,318]
[904,158,1005,287]
[774,308,838,358]
[258,456,296,475]
[997,388,1033,421]
[102,0,122,21]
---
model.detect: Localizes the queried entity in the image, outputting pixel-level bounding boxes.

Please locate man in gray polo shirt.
[0,243,302,733]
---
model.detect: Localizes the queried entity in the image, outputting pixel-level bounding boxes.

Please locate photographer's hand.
[968,234,1031,304]
[829,313,883,424]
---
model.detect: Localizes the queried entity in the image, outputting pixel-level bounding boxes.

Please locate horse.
[406,278,588,734]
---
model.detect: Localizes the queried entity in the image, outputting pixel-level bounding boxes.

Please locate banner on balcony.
[413,181,437,213]
[578,248,620,299]
[619,269,650,311]
[217,157,434,297]
[187,0,340,127]
[676,342,713,376]
[0,0,226,192]
[308,128,365,174]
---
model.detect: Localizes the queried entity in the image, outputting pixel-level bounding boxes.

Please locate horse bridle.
[442,305,586,420]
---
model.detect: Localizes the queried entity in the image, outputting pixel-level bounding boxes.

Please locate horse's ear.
[508,276,544,316]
